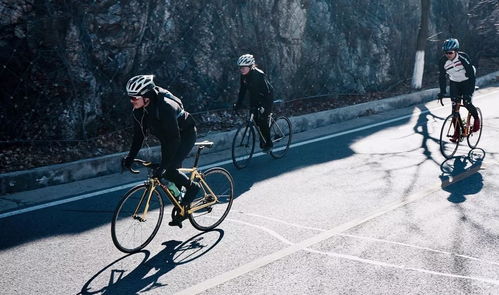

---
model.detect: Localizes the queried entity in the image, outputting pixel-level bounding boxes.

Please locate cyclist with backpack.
[437,38,480,141]
[122,74,199,227]
[234,54,275,152]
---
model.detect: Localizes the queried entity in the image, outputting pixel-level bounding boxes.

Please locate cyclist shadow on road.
[79,229,224,295]
[413,104,446,163]
[439,149,485,203]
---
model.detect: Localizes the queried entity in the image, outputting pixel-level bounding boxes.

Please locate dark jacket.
[127,87,195,170]
[236,67,273,111]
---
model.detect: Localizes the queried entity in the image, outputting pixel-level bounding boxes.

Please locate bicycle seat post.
[193,146,204,168]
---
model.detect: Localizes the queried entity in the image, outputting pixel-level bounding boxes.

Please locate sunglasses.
[130,96,143,101]
[444,51,455,55]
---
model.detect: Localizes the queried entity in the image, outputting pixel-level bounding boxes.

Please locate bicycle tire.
[439,114,461,159]
[232,125,255,169]
[111,184,164,253]
[269,116,292,159]
[467,107,483,149]
[189,167,234,231]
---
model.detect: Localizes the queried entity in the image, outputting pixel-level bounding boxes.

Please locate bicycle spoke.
[189,168,234,231]
[467,108,482,149]
[111,185,164,253]
[440,114,460,159]
[232,125,255,169]
[270,116,292,159]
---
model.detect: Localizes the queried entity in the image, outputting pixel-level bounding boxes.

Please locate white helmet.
[237,54,255,66]
[126,75,155,96]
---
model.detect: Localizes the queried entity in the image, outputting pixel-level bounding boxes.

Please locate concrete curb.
[1,71,498,195]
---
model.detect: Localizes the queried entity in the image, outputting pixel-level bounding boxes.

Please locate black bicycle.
[439,95,483,159]
[231,105,292,169]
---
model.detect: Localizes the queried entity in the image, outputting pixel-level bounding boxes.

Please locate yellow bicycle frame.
[179,168,219,215]
[132,168,219,220]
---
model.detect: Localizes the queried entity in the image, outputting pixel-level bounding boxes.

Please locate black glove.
[152,167,166,179]
[122,156,133,169]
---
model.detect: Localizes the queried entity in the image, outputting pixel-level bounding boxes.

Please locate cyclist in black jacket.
[437,38,480,141]
[234,54,274,152]
[122,75,199,227]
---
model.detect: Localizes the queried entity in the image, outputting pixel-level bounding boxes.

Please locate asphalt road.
[1,85,498,295]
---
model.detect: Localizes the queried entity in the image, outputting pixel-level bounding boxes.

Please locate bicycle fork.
[240,126,252,147]
[239,114,255,147]
[132,181,157,222]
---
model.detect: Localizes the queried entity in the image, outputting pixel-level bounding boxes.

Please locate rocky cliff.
[0,0,497,141]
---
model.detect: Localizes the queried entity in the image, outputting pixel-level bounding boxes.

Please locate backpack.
[163,92,184,110]
[154,89,185,120]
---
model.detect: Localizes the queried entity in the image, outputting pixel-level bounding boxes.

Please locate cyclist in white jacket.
[437,38,480,140]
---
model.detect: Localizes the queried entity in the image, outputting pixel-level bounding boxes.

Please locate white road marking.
[306,248,499,286]
[223,217,294,245]
[1,90,497,220]
[334,233,499,267]
[216,215,499,286]
[240,212,326,232]
[221,215,499,288]
[175,163,488,294]
[243,212,499,267]
[0,183,141,219]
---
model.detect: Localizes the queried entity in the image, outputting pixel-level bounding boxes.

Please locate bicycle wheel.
[111,184,164,253]
[232,125,255,169]
[189,167,234,231]
[269,116,292,159]
[467,107,483,149]
[439,114,461,159]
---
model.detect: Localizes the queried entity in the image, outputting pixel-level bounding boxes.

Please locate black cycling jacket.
[438,51,476,95]
[127,87,195,170]
[236,67,273,111]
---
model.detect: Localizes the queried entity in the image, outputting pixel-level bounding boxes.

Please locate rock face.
[468,0,499,59]
[0,0,496,140]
